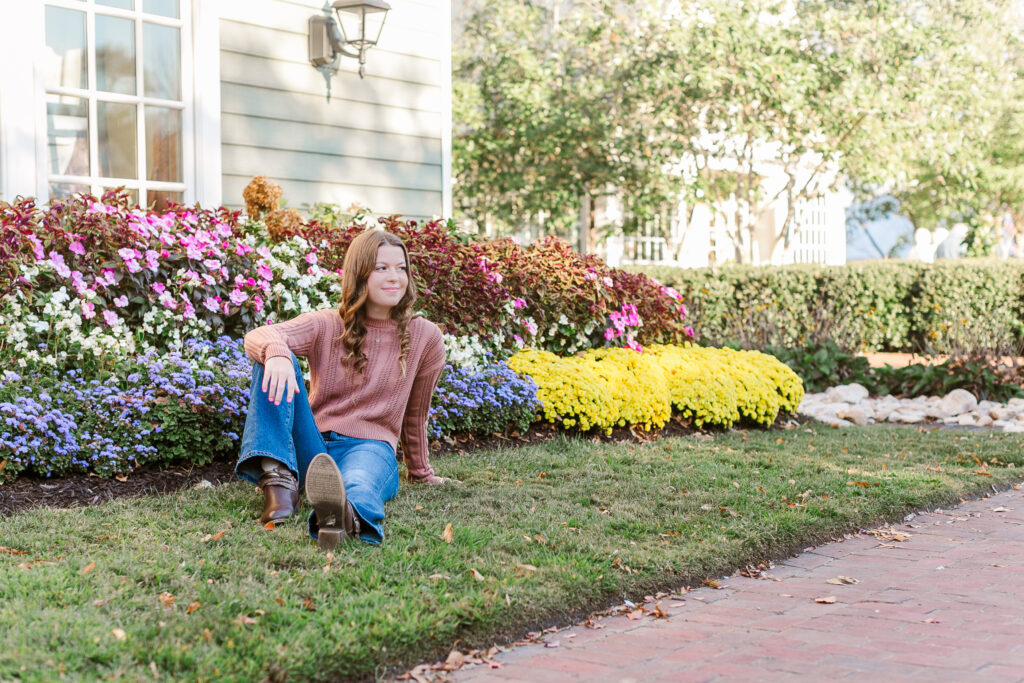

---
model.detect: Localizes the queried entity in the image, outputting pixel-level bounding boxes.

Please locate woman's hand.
[411,474,453,485]
[262,356,300,405]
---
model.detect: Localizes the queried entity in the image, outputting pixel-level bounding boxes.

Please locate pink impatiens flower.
[81,300,96,319]
[203,297,220,313]
[684,326,695,338]
[69,240,86,256]
[113,295,129,307]
[152,282,166,295]
[512,298,526,309]
[602,276,614,287]
[48,252,71,278]
[102,310,119,326]
[304,252,318,265]
[257,263,273,280]
[229,289,248,306]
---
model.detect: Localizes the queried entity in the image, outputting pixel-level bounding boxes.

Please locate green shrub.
[636,259,1024,355]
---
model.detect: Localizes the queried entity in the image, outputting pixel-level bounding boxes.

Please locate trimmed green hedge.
[632,260,1024,354]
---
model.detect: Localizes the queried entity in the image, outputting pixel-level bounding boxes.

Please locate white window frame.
[0,0,220,207]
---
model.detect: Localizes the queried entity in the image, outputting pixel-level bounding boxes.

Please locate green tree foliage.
[453,0,1024,261]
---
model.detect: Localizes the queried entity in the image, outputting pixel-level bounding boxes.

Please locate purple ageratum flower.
[113,295,129,307]
[69,240,86,256]
[102,310,119,326]
[81,300,96,319]
[228,289,248,306]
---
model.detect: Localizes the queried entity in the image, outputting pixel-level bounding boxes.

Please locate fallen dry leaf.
[80,561,96,575]
[201,529,228,542]
[649,601,669,619]
[202,629,213,643]
[469,568,485,581]
[0,547,27,555]
[263,521,275,531]
[114,474,128,483]
[158,592,175,608]
[428,573,449,581]
[111,628,127,641]
[303,598,316,612]
[826,576,859,585]
[186,601,200,615]
[414,505,423,511]
[441,523,454,544]
[814,596,837,604]
[625,609,644,620]
[233,614,258,626]
[93,599,106,607]
[701,578,721,589]
[991,506,1011,512]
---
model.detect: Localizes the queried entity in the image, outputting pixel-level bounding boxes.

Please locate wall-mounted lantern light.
[309,0,391,99]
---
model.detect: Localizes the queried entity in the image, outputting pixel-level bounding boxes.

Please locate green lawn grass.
[2,423,1022,682]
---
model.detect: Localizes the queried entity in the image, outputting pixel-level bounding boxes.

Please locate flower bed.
[508,345,803,432]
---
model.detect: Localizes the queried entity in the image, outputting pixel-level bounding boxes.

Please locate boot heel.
[317,527,344,550]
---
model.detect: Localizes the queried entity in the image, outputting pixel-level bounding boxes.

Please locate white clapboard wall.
[217,0,450,218]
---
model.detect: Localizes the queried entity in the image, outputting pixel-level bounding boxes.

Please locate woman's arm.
[243,311,330,404]
[399,328,447,483]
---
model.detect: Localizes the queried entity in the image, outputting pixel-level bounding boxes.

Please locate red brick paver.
[453,485,1024,682]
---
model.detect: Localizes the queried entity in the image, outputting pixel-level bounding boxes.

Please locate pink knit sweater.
[243,309,446,480]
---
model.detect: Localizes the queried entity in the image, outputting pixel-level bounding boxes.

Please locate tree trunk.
[578,192,592,254]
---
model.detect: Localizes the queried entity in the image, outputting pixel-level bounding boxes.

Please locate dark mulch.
[0,416,777,518]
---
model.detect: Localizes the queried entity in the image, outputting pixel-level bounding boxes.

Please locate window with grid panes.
[43,0,188,211]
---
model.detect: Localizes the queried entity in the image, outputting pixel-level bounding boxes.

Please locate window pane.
[143,23,180,99]
[148,190,183,212]
[97,0,134,9]
[145,107,182,182]
[44,7,87,89]
[48,183,91,203]
[96,15,136,94]
[97,101,137,178]
[46,94,90,176]
[143,0,178,18]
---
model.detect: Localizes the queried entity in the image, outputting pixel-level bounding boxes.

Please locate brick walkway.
[453,485,1024,682]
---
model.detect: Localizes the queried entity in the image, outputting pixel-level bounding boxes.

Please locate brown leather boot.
[305,453,361,549]
[257,466,299,524]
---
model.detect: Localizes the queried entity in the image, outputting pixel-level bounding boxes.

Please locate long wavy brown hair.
[337,229,417,379]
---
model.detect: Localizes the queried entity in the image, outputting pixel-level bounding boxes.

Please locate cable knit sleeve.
[400,323,446,480]
[243,310,330,364]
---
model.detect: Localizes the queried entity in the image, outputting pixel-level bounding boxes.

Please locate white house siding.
[217,0,450,218]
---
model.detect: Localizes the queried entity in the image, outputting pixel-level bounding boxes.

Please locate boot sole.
[305,453,349,549]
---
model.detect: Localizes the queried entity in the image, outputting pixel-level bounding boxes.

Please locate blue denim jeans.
[234,356,399,545]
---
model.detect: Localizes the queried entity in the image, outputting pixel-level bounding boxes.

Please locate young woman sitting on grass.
[234,228,449,549]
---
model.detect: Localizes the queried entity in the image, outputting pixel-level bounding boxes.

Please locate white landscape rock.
[799,385,1024,433]
[936,389,978,417]
[825,383,870,405]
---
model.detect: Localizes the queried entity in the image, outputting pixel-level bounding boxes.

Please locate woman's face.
[364,244,409,319]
